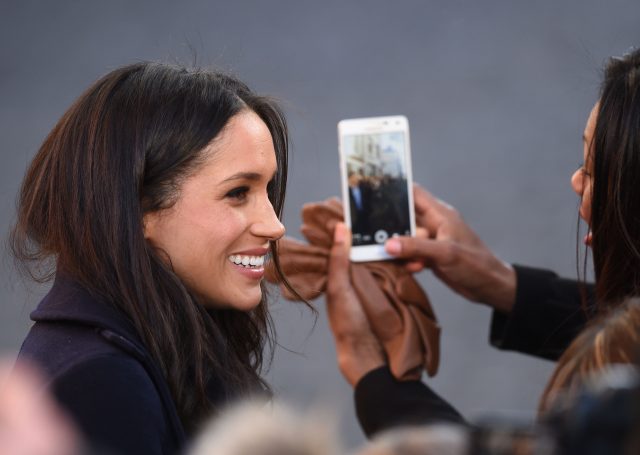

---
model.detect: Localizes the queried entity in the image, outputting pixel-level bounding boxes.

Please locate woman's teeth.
[228,255,265,268]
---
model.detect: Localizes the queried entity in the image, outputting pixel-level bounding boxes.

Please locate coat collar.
[31,274,188,445]
[30,274,142,347]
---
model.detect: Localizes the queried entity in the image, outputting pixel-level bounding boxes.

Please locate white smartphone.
[338,115,416,262]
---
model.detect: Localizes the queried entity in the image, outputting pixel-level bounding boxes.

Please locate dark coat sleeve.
[52,355,172,455]
[489,264,595,361]
[354,265,595,438]
[354,366,466,438]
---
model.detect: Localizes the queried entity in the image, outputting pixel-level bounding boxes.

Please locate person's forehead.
[584,102,599,138]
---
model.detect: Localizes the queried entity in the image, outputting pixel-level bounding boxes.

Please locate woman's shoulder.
[19,316,176,426]
[19,275,146,381]
[52,354,174,455]
[52,353,163,415]
[18,277,186,454]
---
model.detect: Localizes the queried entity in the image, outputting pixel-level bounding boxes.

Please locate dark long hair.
[10,62,297,431]
[590,49,640,308]
[541,50,640,414]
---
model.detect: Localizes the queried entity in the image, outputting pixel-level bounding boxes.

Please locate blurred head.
[539,297,640,414]
[0,360,81,455]
[356,425,467,455]
[348,171,361,187]
[11,62,295,429]
[189,400,340,455]
[570,49,640,306]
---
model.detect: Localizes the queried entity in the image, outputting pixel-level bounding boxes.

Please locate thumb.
[326,222,352,298]
[385,236,452,264]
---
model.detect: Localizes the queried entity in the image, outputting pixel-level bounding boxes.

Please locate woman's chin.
[196,286,262,311]
[225,288,263,312]
[237,298,262,312]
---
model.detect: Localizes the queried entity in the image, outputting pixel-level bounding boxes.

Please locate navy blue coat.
[18,276,189,455]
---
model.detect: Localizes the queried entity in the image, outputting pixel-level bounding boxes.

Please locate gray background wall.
[1,0,639,448]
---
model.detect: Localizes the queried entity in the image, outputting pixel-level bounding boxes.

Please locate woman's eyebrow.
[221,172,262,183]
[221,169,279,183]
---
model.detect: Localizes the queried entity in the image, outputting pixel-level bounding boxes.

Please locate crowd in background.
[348,171,410,243]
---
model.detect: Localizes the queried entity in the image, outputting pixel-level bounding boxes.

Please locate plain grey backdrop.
[1,0,639,448]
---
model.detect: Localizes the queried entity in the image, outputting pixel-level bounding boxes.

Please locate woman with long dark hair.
[11,62,299,454]
[323,48,640,436]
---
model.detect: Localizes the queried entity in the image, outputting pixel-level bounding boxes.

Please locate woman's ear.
[143,212,159,240]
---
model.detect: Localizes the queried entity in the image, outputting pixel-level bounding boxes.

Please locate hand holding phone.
[338,115,416,262]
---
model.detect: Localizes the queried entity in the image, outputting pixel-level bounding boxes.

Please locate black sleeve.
[354,366,466,438]
[52,355,171,455]
[489,265,595,361]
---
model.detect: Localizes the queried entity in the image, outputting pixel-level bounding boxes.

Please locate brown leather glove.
[267,198,441,380]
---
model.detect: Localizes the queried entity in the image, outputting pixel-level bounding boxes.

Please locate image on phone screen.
[343,131,411,246]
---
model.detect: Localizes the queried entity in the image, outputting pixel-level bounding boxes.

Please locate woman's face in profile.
[571,102,598,246]
[144,110,285,310]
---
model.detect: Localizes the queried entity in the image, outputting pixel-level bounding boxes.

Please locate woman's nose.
[571,168,583,196]
[251,198,286,241]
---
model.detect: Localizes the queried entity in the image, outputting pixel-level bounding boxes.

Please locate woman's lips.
[227,248,269,280]
[230,262,265,280]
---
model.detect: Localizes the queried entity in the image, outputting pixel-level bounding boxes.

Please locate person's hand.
[0,360,81,455]
[325,223,386,386]
[384,185,516,313]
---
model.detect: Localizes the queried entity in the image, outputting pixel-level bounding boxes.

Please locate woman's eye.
[226,186,249,201]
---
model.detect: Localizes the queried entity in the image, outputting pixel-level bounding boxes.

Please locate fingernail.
[334,223,346,244]
[385,238,402,255]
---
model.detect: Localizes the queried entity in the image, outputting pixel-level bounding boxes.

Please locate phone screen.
[343,131,411,246]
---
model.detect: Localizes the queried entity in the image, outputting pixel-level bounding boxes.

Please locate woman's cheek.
[583,186,593,224]
[213,210,248,246]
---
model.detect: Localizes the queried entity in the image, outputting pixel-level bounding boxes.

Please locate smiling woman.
[10,63,300,455]
[144,111,285,311]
